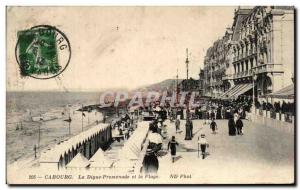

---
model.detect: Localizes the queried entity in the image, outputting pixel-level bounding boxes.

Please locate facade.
[203,29,234,98]
[203,6,294,101]
[198,69,205,96]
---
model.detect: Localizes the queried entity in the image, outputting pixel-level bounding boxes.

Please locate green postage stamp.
[15,25,71,79]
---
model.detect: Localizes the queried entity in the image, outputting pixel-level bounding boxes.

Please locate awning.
[66,153,90,168]
[228,83,253,99]
[265,84,294,99]
[220,85,242,99]
[220,87,235,99]
[221,83,253,100]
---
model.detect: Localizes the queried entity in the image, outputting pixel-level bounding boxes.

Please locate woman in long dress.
[228,116,236,136]
[142,125,162,174]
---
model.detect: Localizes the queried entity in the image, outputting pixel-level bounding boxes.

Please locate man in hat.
[198,134,209,159]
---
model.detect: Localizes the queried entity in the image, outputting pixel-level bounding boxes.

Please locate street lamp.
[185,48,193,140]
[252,70,257,113]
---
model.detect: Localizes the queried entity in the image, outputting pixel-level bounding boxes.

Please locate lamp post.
[252,70,257,113]
[185,48,193,140]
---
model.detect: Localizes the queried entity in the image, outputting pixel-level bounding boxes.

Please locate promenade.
[157,119,294,184]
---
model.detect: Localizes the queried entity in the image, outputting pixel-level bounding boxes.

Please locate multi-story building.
[198,69,205,96]
[178,78,200,94]
[203,6,294,101]
[203,29,234,98]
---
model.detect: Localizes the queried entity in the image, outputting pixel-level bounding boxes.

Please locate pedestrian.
[175,118,180,133]
[216,107,222,119]
[210,118,217,134]
[198,134,209,159]
[185,118,193,140]
[168,136,179,163]
[228,116,236,136]
[210,109,215,120]
[142,125,162,174]
[236,116,244,135]
[208,109,211,120]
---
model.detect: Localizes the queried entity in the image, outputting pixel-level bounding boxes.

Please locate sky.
[7,6,235,91]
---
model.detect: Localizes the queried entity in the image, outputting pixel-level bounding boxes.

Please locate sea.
[6,91,103,165]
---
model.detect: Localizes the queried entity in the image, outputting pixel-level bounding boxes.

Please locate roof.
[89,148,113,168]
[40,123,110,163]
[66,153,90,168]
[118,121,150,160]
[266,84,294,99]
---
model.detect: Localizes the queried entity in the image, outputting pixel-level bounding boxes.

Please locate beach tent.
[118,121,149,160]
[89,148,113,168]
[66,153,90,169]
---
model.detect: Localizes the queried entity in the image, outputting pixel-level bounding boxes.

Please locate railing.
[255,108,294,124]
[252,64,283,74]
[233,69,253,79]
[222,74,233,80]
[215,80,223,86]
[270,110,277,119]
[285,113,293,123]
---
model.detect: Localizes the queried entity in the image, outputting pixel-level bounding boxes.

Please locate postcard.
[6,6,295,184]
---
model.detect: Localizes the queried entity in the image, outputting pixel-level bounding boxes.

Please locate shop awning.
[265,84,294,99]
[221,83,253,100]
[220,85,242,99]
[228,83,253,99]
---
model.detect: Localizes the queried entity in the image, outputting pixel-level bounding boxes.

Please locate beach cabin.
[39,123,112,170]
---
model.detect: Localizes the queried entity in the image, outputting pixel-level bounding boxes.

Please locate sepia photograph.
[5,5,295,185]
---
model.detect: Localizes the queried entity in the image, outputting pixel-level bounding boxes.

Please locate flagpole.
[38,124,40,149]
[81,104,83,132]
[69,112,71,135]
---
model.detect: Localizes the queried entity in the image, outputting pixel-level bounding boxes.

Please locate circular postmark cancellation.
[15,25,71,79]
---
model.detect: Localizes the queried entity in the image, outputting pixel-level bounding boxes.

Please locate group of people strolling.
[228,112,244,136]
[142,106,246,174]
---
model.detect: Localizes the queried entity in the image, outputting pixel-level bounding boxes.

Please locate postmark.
[15,25,71,79]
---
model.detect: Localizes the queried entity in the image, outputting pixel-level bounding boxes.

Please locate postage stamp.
[15,25,71,79]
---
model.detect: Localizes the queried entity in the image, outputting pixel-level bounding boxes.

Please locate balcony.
[233,69,253,79]
[252,64,283,74]
[222,74,233,80]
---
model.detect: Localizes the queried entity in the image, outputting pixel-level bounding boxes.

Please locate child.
[198,134,209,159]
[175,118,180,133]
[210,118,218,134]
[168,136,179,163]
